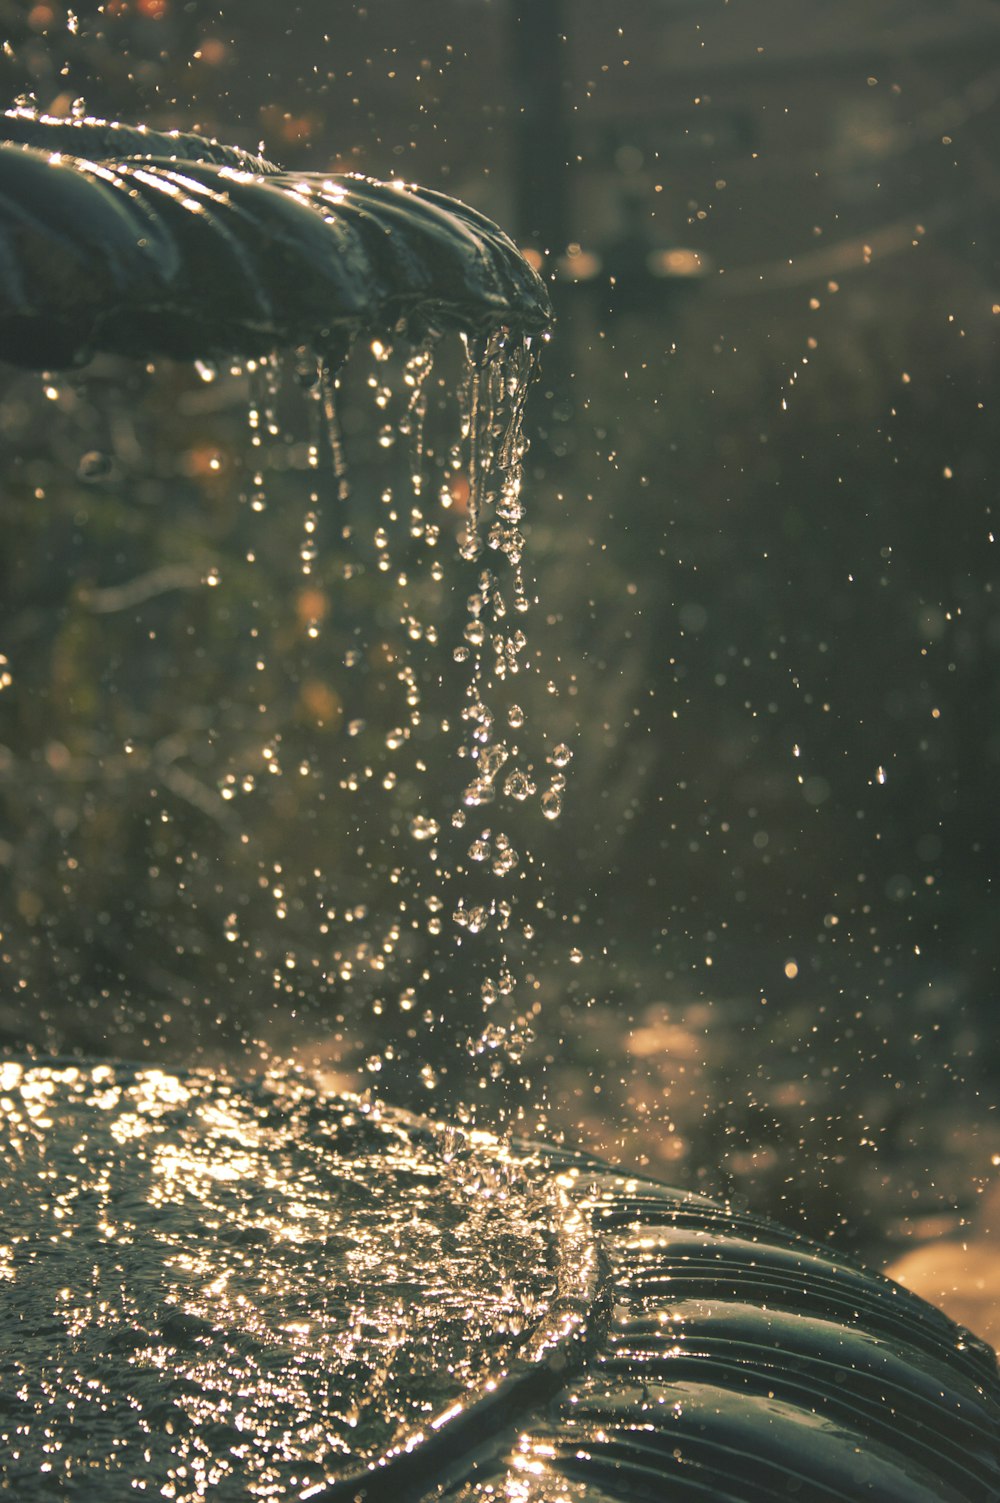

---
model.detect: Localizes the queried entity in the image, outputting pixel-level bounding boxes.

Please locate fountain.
[1,115,998,1503]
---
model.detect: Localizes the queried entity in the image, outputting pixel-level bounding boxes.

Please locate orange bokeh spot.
[138,0,169,17]
[448,472,470,515]
[300,680,341,726]
[296,588,329,626]
[259,105,319,145]
[282,116,315,143]
[183,445,226,478]
[197,37,228,66]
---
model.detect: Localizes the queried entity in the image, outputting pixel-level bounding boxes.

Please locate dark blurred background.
[2,0,1000,1288]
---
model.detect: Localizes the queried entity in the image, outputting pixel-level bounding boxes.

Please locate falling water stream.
[5,96,999,1503]
[0,325,579,1498]
[224,328,568,1106]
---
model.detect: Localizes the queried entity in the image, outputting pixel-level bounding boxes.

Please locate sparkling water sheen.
[0,1061,559,1500]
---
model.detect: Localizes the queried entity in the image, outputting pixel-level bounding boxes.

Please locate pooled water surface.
[4,1062,999,1503]
[0,1060,559,1500]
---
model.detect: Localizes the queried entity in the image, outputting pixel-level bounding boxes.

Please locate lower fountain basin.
[1,1060,998,1503]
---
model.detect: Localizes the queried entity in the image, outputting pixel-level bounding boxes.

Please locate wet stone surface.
[0,1061,558,1500]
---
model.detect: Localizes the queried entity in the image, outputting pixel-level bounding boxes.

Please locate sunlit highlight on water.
[0,1061,560,1500]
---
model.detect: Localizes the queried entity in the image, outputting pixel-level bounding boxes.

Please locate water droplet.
[492,842,519,875]
[77,450,112,483]
[409,815,440,842]
[551,743,573,768]
[503,770,535,801]
[479,744,507,779]
[541,789,562,821]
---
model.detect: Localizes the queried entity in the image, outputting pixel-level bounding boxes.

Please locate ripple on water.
[0,1061,559,1500]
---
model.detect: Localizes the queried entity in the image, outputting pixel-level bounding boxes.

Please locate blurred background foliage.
[2,0,1000,1267]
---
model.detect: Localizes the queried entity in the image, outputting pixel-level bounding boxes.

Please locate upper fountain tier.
[0,110,552,369]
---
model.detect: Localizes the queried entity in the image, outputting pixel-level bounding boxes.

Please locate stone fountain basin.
[1,1060,997,1502]
[0,110,551,368]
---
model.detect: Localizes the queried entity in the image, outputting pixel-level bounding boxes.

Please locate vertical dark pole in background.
[508,0,573,442]
[508,0,570,265]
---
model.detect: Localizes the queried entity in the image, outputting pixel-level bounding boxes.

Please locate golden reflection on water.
[0,1062,557,1500]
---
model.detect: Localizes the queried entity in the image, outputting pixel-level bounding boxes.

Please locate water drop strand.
[449,331,547,1102]
[400,336,438,496]
[320,358,352,503]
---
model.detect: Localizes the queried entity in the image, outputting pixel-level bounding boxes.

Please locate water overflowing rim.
[0,111,553,368]
[1,106,279,175]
